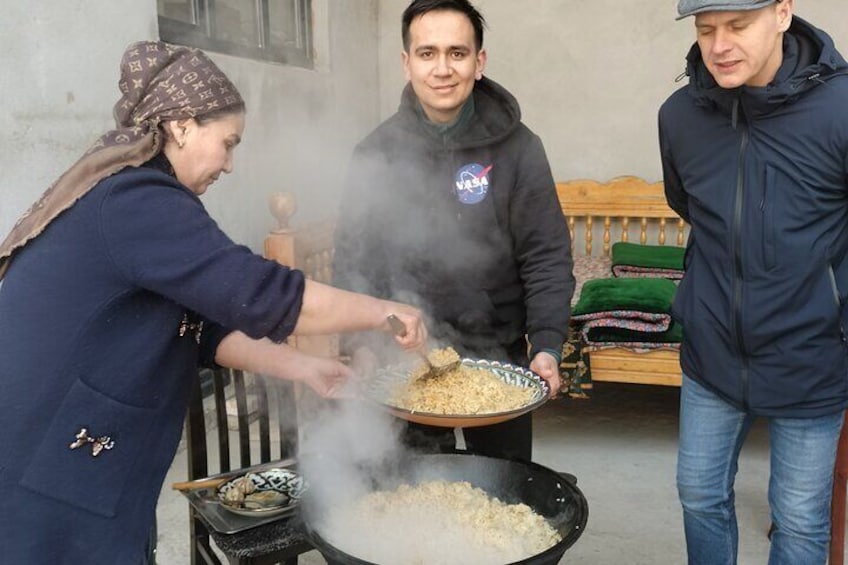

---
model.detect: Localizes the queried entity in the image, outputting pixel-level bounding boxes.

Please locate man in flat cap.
[659,1,848,562]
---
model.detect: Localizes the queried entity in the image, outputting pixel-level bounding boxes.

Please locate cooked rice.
[425,346,461,368]
[320,480,561,565]
[392,348,534,414]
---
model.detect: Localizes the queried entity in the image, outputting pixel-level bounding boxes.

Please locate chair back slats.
[272,383,298,459]
[212,370,231,473]
[188,368,300,479]
[186,374,209,482]
[255,377,272,463]
[232,373,253,468]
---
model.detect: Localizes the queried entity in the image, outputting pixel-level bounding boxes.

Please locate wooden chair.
[178,193,342,564]
[183,367,312,565]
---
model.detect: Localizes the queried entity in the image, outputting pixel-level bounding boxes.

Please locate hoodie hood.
[683,16,848,117]
[398,75,522,150]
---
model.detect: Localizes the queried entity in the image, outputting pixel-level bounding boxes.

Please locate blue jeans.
[677,374,843,565]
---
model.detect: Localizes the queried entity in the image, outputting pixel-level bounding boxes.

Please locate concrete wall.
[3,2,846,252]
[0,0,380,252]
[377,0,848,184]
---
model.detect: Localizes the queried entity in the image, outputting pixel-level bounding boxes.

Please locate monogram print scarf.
[0,40,244,279]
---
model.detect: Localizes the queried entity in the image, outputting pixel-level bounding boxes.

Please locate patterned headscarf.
[0,40,244,279]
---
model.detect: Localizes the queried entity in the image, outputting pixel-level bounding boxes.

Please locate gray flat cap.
[677,0,778,19]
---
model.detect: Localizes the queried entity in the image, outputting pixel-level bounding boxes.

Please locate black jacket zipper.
[732,99,750,409]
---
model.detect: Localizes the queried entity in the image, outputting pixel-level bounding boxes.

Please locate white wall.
[377,0,848,184]
[0,0,380,252]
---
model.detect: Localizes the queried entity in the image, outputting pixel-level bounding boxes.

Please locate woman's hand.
[530,351,562,398]
[379,301,428,350]
[289,350,355,398]
[350,346,380,379]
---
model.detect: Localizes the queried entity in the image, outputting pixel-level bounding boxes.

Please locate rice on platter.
[319,480,561,565]
[391,348,535,414]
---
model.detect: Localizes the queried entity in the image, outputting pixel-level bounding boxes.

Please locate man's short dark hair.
[402,0,486,52]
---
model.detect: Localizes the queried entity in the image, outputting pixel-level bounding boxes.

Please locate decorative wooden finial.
[269,192,297,233]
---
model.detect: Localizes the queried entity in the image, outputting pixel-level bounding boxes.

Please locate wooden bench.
[556,176,685,387]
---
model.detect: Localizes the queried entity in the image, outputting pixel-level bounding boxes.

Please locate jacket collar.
[682,16,847,120]
[397,76,521,149]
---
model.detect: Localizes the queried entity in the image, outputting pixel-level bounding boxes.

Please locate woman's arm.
[214,330,353,398]
[294,279,427,350]
[98,170,427,348]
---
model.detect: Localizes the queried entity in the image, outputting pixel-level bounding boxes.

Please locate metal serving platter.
[180,459,302,534]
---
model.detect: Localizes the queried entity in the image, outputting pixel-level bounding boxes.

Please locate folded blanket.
[583,322,683,346]
[572,277,677,316]
[571,277,679,346]
[611,242,684,279]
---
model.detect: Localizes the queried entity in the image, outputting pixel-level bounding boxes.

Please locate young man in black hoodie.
[332,0,574,461]
[659,0,848,562]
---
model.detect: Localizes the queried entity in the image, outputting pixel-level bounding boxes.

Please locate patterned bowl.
[364,358,550,428]
[216,468,307,518]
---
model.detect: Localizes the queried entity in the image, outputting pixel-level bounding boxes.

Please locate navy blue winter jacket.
[659,17,848,417]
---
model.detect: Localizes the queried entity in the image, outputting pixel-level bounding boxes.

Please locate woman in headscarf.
[0,40,426,564]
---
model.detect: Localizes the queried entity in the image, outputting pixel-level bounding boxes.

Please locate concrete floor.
[156,382,780,564]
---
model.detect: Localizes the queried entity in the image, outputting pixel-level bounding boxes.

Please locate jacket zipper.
[732,99,750,409]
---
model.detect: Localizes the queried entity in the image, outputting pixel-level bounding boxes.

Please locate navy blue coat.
[659,17,848,417]
[0,164,304,563]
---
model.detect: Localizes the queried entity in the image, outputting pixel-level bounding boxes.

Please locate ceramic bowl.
[364,358,550,428]
[216,467,306,518]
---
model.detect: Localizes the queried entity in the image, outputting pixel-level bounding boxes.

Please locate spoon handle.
[386,314,408,337]
[387,315,437,374]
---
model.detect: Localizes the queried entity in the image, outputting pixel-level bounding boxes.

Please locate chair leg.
[195,540,223,565]
[829,413,848,565]
[191,514,223,565]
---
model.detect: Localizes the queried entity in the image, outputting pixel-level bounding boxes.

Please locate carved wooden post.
[264,192,297,267]
[263,191,340,361]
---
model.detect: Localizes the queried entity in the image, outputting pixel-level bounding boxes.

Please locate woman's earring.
[178,139,185,149]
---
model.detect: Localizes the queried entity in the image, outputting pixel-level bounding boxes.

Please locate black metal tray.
[180,458,301,535]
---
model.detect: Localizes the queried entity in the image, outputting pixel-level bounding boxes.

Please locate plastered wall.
[0,0,381,251]
[2,2,846,253]
[376,1,848,183]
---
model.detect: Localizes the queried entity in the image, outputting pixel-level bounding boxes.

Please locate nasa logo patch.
[454,163,493,204]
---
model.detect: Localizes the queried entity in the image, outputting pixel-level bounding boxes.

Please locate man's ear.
[475,48,488,81]
[402,50,412,81]
[776,0,793,33]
